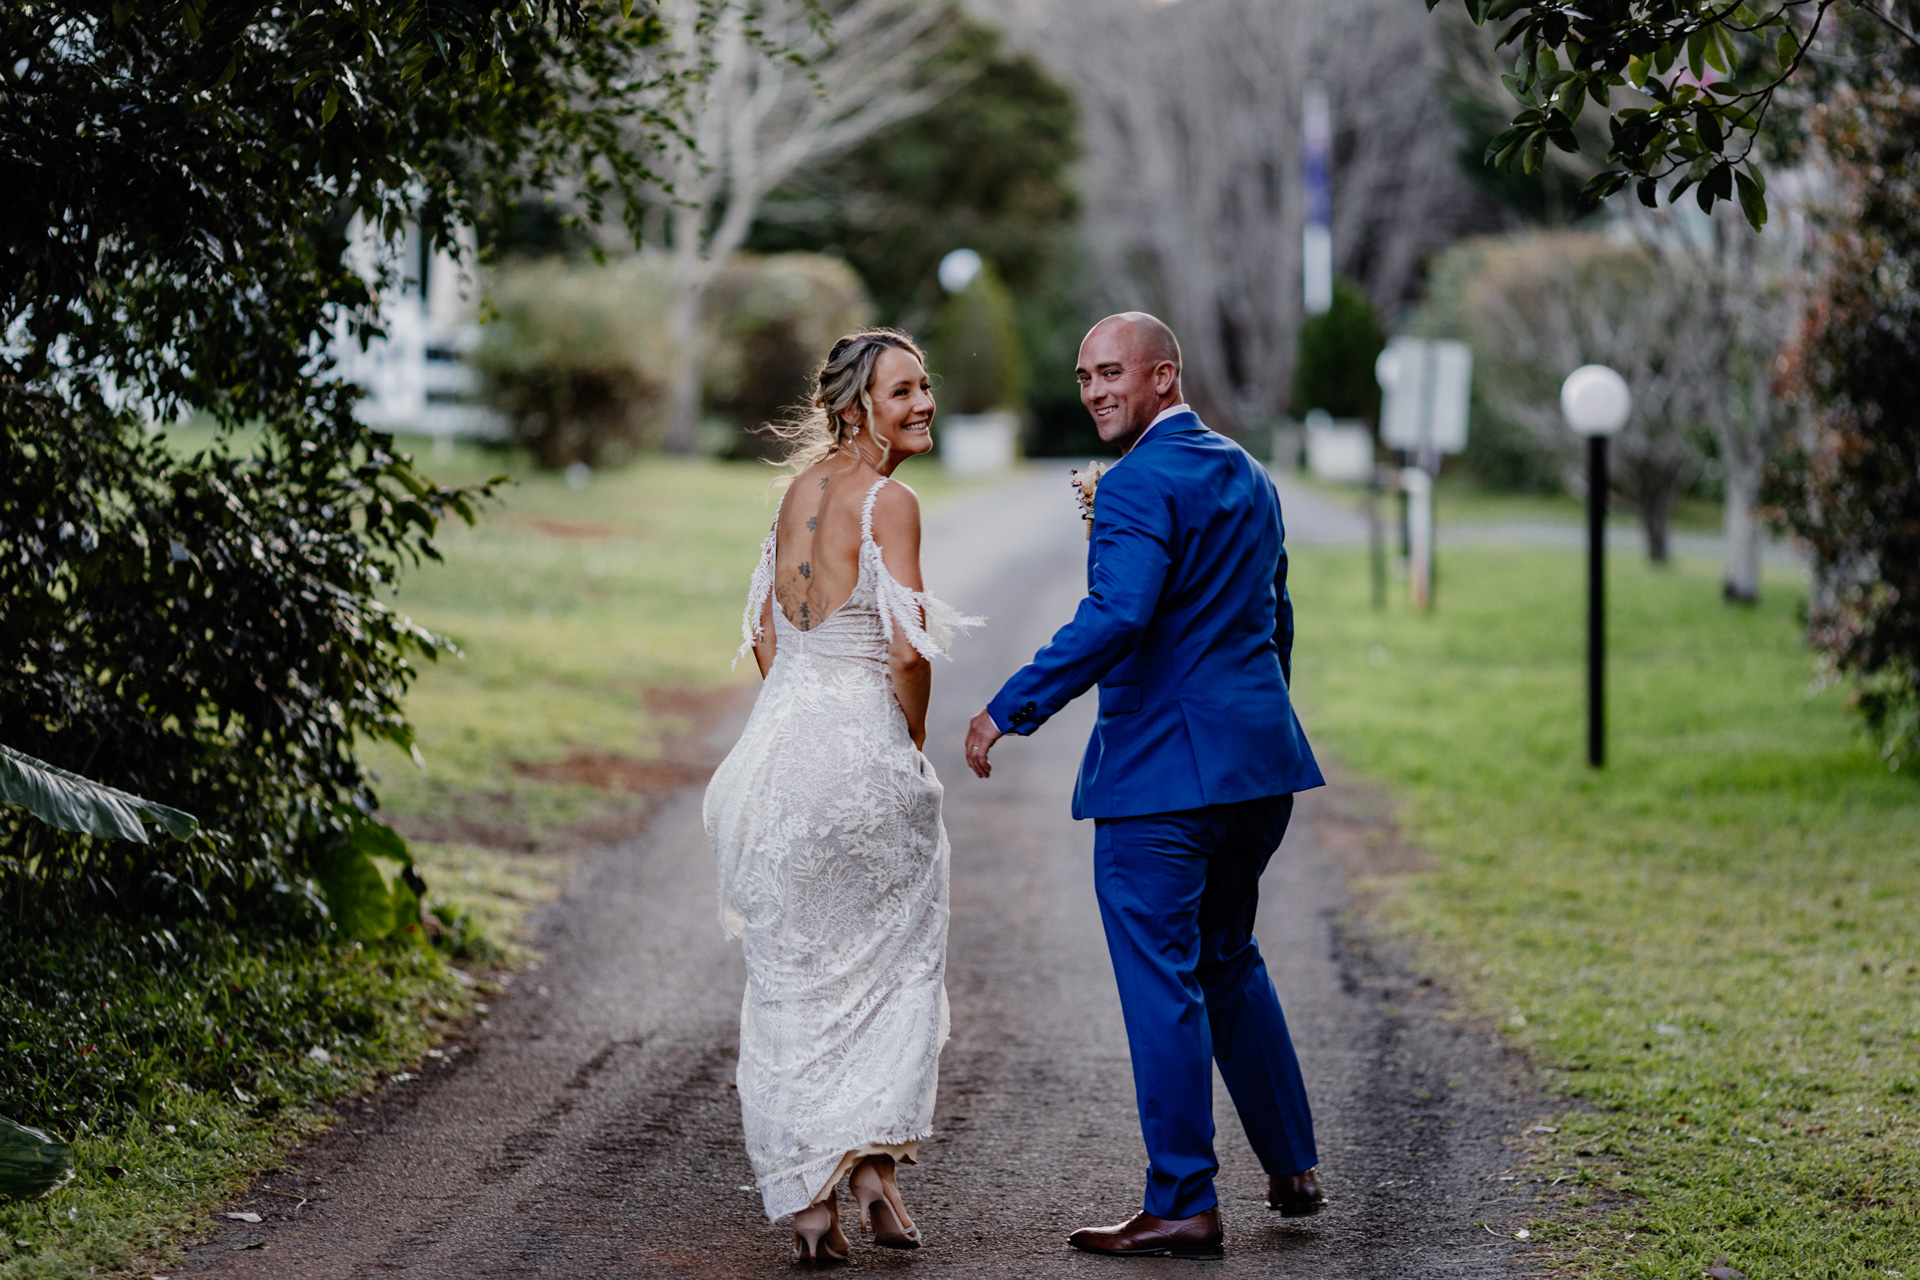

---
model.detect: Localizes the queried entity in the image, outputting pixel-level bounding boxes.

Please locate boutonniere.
[1070,461,1110,539]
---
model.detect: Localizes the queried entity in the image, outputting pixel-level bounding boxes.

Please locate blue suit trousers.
[1093,795,1319,1220]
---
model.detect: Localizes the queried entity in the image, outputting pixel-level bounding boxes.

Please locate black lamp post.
[1561,365,1632,769]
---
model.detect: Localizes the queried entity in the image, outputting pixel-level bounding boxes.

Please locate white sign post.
[1374,337,1473,610]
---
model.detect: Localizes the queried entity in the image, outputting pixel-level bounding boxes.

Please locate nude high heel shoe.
[850,1157,922,1250]
[791,1198,849,1268]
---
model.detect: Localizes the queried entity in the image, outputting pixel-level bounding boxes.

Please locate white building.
[331,220,505,453]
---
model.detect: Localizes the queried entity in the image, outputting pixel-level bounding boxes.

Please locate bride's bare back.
[773,460,885,633]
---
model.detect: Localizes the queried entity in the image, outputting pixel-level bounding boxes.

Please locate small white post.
[1401,466,1434,612]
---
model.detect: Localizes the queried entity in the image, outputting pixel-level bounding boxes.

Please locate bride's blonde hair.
[765,328,927,473]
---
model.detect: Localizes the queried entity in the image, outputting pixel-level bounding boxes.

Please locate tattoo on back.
[797,561,811,579]
[818,477,829,490]
[806,516,817,531]
[798,601,811,631]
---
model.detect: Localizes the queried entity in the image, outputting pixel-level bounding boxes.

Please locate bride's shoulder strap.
[859,476,982,662]
[859,475,892,545]
[733,497,783,670]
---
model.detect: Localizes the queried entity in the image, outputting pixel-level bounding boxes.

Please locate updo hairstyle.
[767,328,928,473]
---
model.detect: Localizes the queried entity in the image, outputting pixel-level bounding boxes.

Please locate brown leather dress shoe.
[1266,1168,1325,1217]
[1068,1207,1224,1259]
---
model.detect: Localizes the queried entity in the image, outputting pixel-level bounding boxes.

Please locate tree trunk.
[1642,492,1672,564]
[662,276,706,455]
[661,188,711,456]
[1721,457,1762,603]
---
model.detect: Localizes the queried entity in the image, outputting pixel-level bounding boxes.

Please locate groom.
[964,313,1326,1258]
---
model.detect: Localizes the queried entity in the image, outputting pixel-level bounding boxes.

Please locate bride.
[705,328,978,1266]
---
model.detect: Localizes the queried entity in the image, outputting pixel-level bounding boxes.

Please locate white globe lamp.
[1560,364,1631,437]
[937,248,983,295]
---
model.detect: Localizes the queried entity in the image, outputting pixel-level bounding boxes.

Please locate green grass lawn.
[1288,544,1919,1278]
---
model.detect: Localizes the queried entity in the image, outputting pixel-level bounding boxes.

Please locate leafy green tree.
[1428,0,1892,227]
[1290,280,1387,423]
[927,264,1028,415]
[0,1,671,926]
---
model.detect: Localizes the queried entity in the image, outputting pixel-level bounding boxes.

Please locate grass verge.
[1289,543,1919,1278]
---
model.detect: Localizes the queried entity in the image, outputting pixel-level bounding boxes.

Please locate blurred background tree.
[1417,233,1715,561]
[926,263,1029,417]
[634,0,975,453]
[705,254,876,458]
[977,0,1498,434]
[748,14,1082,452]
[1290,280,1387,423]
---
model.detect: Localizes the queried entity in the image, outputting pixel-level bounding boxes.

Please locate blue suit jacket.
[988,411,1324,820]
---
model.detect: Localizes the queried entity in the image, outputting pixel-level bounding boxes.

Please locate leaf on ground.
[224,1211,262,1223]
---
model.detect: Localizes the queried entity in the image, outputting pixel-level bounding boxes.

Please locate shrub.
[0,403,476,931]
[1290,278,1385,422]
[472,256,680,469]
[704,253,874,458]
[926,263,1027,415]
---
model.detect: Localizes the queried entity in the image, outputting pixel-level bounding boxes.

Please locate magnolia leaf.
[1734,169,1768,229]
[0,1117,74,1202]
[315,842,394,941]
[0,744,198,844]
[314,818,425,942]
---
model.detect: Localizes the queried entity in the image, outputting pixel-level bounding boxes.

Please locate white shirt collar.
[1130,402,1193,451]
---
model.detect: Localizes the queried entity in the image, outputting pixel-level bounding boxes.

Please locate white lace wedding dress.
[705,477,979,1222]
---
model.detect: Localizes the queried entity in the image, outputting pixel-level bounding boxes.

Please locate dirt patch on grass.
[511,753,714,791]
[513,683,750,792]
[391,683,752,856]
[494,514,639,539]
[1302,759,1426,881]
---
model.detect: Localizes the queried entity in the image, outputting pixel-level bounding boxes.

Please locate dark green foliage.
[0,918,461,1133]
[1441,64,1592,225]
[928,265,1027,415]
[1430,0,1831,227]
[0,405,466,928]
[1769,76,1920,770]
[0,3,671,925]
[1290,280,1387,423]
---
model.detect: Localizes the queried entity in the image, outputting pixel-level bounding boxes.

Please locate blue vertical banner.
[1302,84,1332,316]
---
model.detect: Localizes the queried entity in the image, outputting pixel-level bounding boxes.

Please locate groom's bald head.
[1088,312,1182,375]
[1077,312,1184,449]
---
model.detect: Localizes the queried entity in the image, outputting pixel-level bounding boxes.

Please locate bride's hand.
[964,708,1002,779]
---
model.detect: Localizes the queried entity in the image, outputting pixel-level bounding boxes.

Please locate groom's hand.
[964,709,1003,779]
